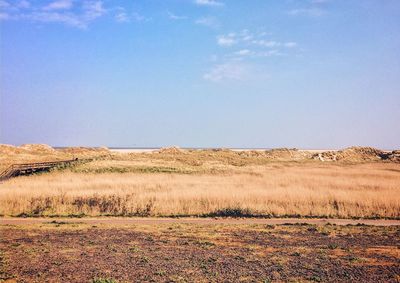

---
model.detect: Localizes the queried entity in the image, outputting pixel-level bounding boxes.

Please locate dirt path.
[1,217,399,226]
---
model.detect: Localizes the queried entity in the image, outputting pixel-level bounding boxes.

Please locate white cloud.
[167,11,187,20]
[216,30,298,53]
[115,11,128,22]
[288,0,329,17]
[195,16,218,28]
[0,0,111,28]
[234,49,251,56]
[242,34,252,41]
[43,0,73,11]
[27,11,87,28]
[22,1,106,28]
[113,7,150,23]
[253,40,297,48]
[195,0,224,7]
[229,49,284,59]
[213,30,297,64]
[252,40,280,47]
[83,1,106,21]
[217,35,236,47]
[258,50,283,57]
[203,62,248,82]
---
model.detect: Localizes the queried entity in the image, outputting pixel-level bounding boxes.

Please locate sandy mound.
[20,144,56,153]
[238,150,266,157]
[264,148,311,160]
[0,144,27,155]
[59,147,110,157]
[313,151,338,161]
[0,144,57,155]
[157,147,185,154]
[314,147,384,162]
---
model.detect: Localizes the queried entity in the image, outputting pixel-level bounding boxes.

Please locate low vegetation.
[1,160,399,218]
[1,145,399,218]
[0,223,399,282]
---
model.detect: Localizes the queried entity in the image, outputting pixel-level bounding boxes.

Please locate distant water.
[55,147,336,153]
[108,147,273,153]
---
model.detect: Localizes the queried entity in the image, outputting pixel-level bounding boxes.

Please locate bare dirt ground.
[0,223,399,282]
[1,217,400,226]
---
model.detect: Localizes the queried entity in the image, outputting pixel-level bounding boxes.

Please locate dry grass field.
[0,145,399,219]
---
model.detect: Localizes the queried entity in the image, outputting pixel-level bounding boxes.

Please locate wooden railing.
[0,159,80,181]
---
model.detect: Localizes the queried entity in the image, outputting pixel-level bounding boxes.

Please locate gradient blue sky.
[1,0,399,149]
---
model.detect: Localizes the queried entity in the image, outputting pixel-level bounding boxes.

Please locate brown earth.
[0,223,399,282]
[1,217,400,227]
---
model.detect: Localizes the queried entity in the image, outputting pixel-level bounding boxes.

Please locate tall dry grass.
[0,162,399,218]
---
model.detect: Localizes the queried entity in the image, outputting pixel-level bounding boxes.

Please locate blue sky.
[1,0,399,149]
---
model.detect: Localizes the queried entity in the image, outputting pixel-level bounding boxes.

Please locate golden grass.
[0,161,399,218]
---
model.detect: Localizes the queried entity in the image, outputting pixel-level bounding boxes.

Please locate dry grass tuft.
[0,162,399,219]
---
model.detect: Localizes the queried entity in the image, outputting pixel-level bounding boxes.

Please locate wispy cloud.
[252,39,297,48]
[27,11,87,28]
[167,11,187,20]
[203,60,270,83]
[204,29,297,82]
[203,62,248,82]
[83,1,106,21]
[216,30,297,52]
[0,0,152,28]
[195,16,218,28]
[115,7,128,23]
[257,50,283,57]
[234,49,251,56]
[217,34,236,46]
[230,49,284,58]
[43,0,73,11]
[287,0,329,17]
[113,6,150,23]
[0,0,108,28]
[252,40,280,47]
[35,0,106,28]
[132,12,150,22]
[195,0,224,7]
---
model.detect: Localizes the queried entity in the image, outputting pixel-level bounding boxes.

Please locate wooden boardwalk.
[0,159,79,181]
